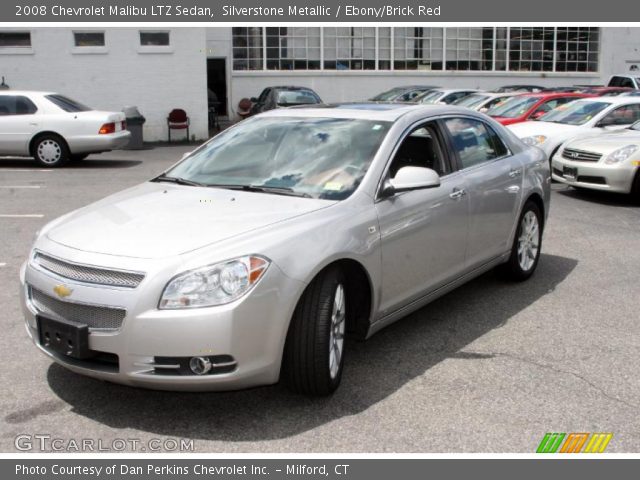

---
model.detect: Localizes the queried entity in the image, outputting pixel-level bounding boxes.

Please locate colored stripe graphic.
[537,433,613,453]
[560,433,589,453]
[537,433,566,453]
[584,433,613,453]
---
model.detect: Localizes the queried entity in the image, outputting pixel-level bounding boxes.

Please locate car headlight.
[604,145,638,165]
[521,135,548,146]
[159,255,270,309]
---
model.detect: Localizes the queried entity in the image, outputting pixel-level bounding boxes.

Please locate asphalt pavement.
[1,147,639,453]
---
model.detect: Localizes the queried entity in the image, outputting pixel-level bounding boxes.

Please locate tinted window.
[45,94,91,112]
[539,100,611,125]
[140,31,170,46]
[74,32,105,47]
[444,118,505,169]
[0,95,37,115]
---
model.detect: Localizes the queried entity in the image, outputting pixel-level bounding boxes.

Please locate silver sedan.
[20,103,550,395]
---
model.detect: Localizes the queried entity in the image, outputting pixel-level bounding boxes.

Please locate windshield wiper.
[205,183,312,198]
[151,174,205,187]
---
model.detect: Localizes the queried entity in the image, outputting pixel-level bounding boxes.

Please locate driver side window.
[601,104,640,126]
[388,122,448,179]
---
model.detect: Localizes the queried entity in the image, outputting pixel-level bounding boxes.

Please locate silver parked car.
[20,103,550,395]
[552,120,640,198]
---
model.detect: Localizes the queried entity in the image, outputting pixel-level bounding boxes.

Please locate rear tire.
[32,134,69,168]
[282,266,347,396]
[499,201,543,281]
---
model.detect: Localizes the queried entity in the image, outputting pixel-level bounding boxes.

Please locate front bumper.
[67,130,131,154]
[20,242,305,391]
[551,154,637,194]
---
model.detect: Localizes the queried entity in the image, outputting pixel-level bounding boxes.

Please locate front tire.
[631,171,640,205]
[32,134,69,168]
[499,201,543,281]
[282,267,347,396]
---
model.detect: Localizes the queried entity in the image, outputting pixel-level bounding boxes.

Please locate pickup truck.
[608,74,640,89]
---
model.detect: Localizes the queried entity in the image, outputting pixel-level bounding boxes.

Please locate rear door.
[0,94,39,155]
[442,117,523,270]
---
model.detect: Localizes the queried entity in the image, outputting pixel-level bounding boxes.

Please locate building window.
[139,31,170,47]
[0,31,31,48]
[323,27,375,70]
[232,27,263,71]
[230,27,599,73]
[266,27,320,70]
[74,32,105,47]
[445,27,494,71]
[393,27,443,70]
[555,27,599,72]
[378,27,392,70]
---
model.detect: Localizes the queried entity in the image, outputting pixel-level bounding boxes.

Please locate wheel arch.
[29,131,69,157]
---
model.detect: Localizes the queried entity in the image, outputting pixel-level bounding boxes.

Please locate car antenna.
[0,76,9,90]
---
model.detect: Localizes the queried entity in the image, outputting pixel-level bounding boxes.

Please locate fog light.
[189,356,212,375]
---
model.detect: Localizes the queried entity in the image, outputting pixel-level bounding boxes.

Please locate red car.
[487,92,595,126]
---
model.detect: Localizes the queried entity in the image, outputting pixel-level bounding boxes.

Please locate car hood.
[492,116,524,126]
[46,182,335,259]
[507,121,581,138]
[564,129,640,155]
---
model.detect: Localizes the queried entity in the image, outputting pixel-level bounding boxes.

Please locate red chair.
[167,109,190,142]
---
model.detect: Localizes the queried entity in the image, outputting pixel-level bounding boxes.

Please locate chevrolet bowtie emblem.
[53,284,73,298]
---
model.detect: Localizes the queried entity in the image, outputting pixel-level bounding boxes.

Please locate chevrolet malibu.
[21,103,550,395]
[0,91,131,167]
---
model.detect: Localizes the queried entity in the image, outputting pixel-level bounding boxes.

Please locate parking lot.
[1,146,639,453]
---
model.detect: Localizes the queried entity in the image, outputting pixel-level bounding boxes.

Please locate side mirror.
[382,167,441,198]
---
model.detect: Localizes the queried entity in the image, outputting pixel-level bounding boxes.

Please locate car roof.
[257,102,471,122]
[518,92,591,100]
[0,90,55,96]
[568,96,640,105]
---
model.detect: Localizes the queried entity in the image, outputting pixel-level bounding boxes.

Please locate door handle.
[449,188,467,200]
[508,169,522,178]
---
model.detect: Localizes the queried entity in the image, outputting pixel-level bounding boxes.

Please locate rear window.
[276,90,319,106]
[45,94,91,112]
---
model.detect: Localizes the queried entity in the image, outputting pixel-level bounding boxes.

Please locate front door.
[375,121,469,316]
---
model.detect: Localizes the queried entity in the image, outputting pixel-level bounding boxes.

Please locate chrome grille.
[34,252,144,288]
[29,286,126,331]
[562,148,602,162]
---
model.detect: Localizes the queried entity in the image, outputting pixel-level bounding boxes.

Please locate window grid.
[232,27,600,73]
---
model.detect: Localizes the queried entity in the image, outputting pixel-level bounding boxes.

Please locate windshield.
[416,91,443,104]
[165,116,391,200]
[539,100,611,125]
[454,94,490,109]
[487,96,539,118]
[45,94,91,112]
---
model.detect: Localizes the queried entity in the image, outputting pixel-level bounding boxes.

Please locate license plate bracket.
[37,316,91,359]
[563,166,578,180]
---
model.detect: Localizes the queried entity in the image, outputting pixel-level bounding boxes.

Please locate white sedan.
[0,91,131,167]
[508,97,640,160]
